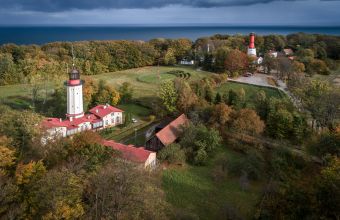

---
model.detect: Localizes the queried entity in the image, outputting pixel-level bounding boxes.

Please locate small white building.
[180,59,195,65]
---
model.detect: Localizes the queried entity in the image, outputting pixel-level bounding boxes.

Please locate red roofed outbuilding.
[103,140,157,169]
[146,114,189,151]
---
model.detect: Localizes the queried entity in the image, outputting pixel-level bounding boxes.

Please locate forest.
[0,33,339,85]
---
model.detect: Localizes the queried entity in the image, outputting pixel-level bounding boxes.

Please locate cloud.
[0,0,307,12]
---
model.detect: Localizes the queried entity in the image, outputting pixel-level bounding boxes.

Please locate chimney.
[59,118,62,122]
[103,105,107,109]
[96,109,99,113]
[70,117,73,122]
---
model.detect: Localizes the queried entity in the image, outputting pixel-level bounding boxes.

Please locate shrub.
[158,143,186,165]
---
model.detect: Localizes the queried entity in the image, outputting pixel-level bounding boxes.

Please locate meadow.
[162,146,262,219]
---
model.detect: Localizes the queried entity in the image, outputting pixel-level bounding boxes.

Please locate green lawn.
[91,66,211,98]
[117,103,151,118]
[217,81,285,106]
[162,146,262,220]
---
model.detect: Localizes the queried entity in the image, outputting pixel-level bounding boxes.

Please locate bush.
[180,124,222,165]
[158,143,186,165]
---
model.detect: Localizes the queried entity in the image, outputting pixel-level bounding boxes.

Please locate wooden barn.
[146,114,189,151]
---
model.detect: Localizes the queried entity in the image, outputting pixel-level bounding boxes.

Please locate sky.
[0,0,339,26]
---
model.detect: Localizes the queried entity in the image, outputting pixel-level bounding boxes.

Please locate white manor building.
[42,68,124,138]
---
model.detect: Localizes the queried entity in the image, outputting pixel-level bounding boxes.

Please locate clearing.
[162,146,262,220]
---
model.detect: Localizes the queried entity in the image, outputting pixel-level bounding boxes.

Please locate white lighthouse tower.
[65,67,84,120]
[247,33,257,57]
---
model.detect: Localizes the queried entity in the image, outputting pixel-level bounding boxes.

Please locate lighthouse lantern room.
[65,68,84,119]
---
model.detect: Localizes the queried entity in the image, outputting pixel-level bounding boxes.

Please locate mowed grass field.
[91,65,212,98]
[162,146,262,220]
[217,81,286,105]
[0,66,210,99]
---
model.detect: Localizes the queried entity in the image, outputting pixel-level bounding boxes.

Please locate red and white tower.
[247,32,257,57]
[65,68,84,120]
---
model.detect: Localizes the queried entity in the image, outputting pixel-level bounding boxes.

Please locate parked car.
[132,118,138,123]
[243,72,252,77]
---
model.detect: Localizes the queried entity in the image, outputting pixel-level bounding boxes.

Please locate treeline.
[0,38,192,85]
[1,33,339,86]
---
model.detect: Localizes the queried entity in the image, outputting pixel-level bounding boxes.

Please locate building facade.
[42,68,124,139]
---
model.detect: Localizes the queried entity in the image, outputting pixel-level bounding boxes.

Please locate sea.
[0,26,339,45]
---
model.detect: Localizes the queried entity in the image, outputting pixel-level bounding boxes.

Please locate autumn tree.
[30,169,84,220]
[92,80,120,106]
[85,162,170,219]
[176,82,198,113]
[159,81,178,114]
[224,49,248,76]
[82,77,98,109]
[209,103,233,129]
[230,108,265,135]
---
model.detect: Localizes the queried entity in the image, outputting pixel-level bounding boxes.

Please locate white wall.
[67,84,84,117]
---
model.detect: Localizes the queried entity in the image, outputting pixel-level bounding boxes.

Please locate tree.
[118,82,134,104]
[228,88,245,109]
[214,92,222,104]
[262,53,277,74]
[263,35,286,51]
[30,169,84,219]
[158,143,186,165]
[48,85,67,117]
[180,124,222,165]
[0,144,16,175]
[83,77,98,109]
[159,81,178,113]
[230,108,265,135]
[209,103,233,129]
[84,162,170,219]
[93,80,120,106]
[267,109,293,139]
[224,49,248,75]
[310,59,330,75]
[255,90,269,120]
[292,61,305,73]
[314,156,340,219]
[164,48,176,65]
[176,81,198,113]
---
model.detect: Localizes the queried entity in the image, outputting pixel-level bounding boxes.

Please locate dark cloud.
[0,0,306,12]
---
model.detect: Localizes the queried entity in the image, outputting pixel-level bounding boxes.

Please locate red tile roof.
[155,114,189,146]
[89,104,123,118]
[102,140,153,163]
[42,113,101,130]
[42,104,123,131]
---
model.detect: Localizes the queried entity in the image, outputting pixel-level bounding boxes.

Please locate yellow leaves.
[15,160,46,186]
[110,88,121,106]
[43,201,84,220]
[0,146,16,172]
[321,156,340,181]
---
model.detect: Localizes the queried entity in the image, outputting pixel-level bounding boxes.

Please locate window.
[116,116,120,124]
[105,120,108,125]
